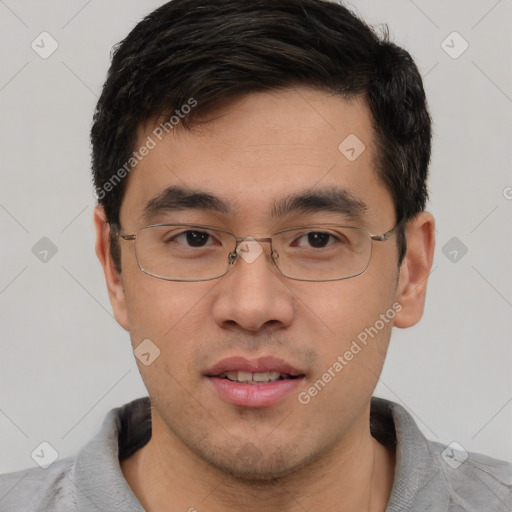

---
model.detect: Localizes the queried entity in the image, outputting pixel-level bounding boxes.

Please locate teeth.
[252,371,270,382]
[237,371,253,382]
[221,370,289,383]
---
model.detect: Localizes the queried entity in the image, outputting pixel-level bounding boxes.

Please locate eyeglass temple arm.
[370,218,405,242]
[110,223,136,241]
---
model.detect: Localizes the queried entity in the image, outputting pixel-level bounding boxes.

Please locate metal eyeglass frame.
[112,219,404,282]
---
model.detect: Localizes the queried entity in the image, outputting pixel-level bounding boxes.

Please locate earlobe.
[394,211,435,329]
[93,205,130,330]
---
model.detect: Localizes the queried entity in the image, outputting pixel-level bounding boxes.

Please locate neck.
[121,404,395,512]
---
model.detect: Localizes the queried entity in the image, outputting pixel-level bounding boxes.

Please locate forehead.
[120,87,394,229]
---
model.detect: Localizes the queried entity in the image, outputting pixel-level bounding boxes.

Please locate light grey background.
[0,0,511,474]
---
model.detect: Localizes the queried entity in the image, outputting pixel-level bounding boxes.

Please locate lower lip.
[208,377,304,408]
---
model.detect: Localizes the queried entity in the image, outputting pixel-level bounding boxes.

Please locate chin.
[192,440,325,483]
[206,457,300,482]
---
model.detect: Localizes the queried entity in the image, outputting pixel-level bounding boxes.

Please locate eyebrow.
[141,185,367,221]
[270,187,367,219]
[142,186,232,219]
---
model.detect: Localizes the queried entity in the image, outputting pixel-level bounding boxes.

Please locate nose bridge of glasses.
[232,236,275,257]
[228,236,278,266]
[235,236,273,244]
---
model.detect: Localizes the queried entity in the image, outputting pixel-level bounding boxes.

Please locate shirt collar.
[72,396,441,511]
[73,398,149,511]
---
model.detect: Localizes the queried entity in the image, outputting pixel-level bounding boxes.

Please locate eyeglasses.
[113,221,402,282]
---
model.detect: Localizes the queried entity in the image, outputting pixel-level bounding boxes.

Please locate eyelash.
[167,229,343,249]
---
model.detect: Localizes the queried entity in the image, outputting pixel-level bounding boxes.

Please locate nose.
[211,238,295,333]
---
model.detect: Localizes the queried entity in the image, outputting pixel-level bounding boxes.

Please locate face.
[99,87,425,480]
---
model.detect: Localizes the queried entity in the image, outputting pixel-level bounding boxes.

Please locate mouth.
[205,356,306,408]
[217,370,302,384]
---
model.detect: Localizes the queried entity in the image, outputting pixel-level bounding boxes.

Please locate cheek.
[296,305,395,433]
[122,268,215,356]
[291,268,397,345]
[291,270,397,400]
[122,278,215,408]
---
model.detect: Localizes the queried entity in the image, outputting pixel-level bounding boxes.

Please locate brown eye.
[306,232,331,248]
[182,231,211,247]
[293,231,337,249]
[167,230,215,248]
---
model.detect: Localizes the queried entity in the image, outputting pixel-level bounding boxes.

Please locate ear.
[94,205,130,330]
[394,211,435,328]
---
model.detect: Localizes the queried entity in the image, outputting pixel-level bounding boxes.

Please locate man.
[1,0,511,510]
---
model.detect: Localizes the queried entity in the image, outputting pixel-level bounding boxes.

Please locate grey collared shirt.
[1,397,511,511]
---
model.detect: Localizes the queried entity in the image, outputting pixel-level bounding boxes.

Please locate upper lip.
[205,356,305,377]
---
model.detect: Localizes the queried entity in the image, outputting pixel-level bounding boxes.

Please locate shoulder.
[371,398,512,511]
[0,458,75,512]
[428,440,512,511]
[0,398,150,512]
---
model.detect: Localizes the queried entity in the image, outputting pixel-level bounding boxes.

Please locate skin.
[95,87,435,512]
